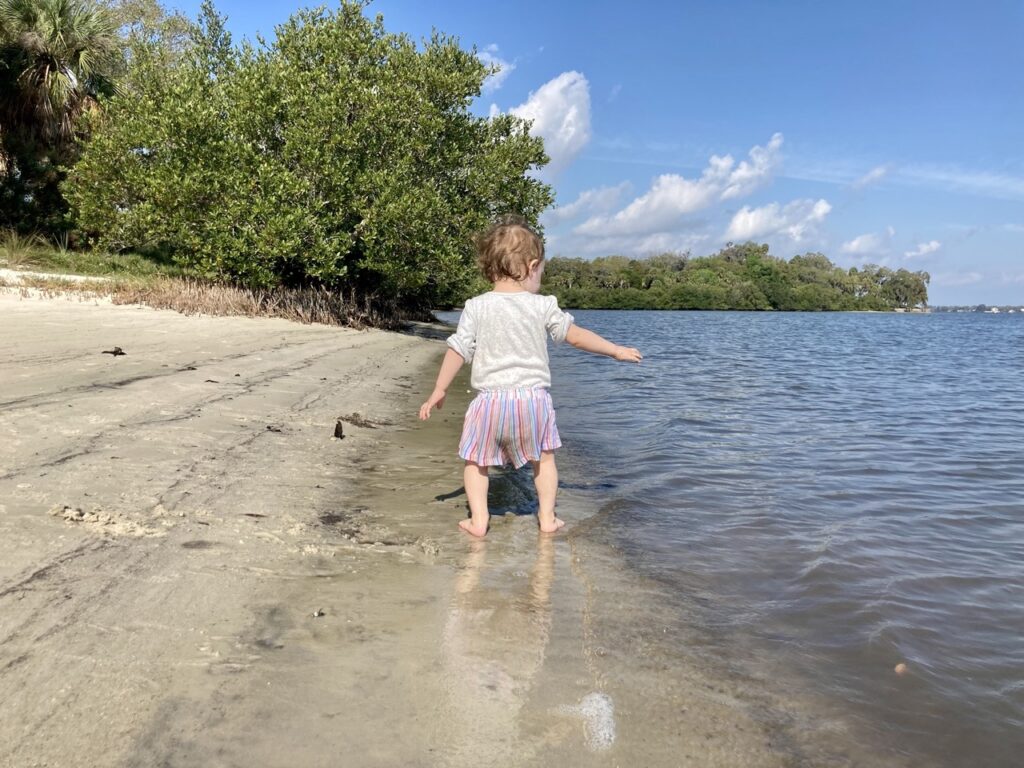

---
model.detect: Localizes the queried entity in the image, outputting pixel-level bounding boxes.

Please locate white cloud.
[607,84,622,102]
[632,231,709,254]
[542,182,631,225]
[999,272,1024,285]
[841,226,895,255]
[575,172,717,236]
[478,44,515,93]
[574,133,783,237]
[560,231,710,258]
[721,133,784,200]
[904,240,941,259]
[932,271,983,287]
[725,198,832,243]
[507,71,591,177]
[852,165,890,189]
[841,233,883,254]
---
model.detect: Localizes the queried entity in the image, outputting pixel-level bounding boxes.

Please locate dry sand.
[0,268,111,285]
[0,291,901,767]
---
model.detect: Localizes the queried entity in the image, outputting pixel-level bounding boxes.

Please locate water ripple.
[549,310,1024,767]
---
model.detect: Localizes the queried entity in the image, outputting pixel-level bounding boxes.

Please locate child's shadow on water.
[433,466,540,518]
[487,468,540,517]
[433,488,466,502]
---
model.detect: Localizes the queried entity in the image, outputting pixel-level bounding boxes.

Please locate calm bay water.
[542,311,1024,767]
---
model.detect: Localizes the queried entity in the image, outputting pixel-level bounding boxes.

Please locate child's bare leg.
[531,450,564,533]
[460,461,490,537]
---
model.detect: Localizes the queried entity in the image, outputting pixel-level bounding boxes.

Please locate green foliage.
[543,245,930,311]
[0,0,120,233]
[65,0,552,313]
[100,0,195,87]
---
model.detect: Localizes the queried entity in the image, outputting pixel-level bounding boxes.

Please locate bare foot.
[538,516,565,533]
[458,518,488,538]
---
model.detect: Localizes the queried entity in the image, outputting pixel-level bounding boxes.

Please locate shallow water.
[443,309,1024,767]
[559,311,1024,767]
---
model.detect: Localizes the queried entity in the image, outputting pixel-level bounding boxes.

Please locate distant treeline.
[542,243,930,311]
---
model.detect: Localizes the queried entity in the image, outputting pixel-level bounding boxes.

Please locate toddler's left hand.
[419,388,447,420]
[614,345,643,363]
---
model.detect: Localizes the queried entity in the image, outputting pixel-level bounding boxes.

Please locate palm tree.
[0,0,118,149]
[0,0,118,230]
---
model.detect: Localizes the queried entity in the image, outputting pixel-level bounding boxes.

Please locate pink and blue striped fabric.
[458,388,561,468]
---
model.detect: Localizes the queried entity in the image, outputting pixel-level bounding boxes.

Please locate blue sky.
[170,1,1024,305]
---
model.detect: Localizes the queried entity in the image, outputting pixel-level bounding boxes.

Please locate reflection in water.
[442,536,554,765]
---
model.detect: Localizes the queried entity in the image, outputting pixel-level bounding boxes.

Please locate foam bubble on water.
[558,692,616,751]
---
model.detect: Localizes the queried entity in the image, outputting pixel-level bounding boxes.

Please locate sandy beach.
[0,291,895,768]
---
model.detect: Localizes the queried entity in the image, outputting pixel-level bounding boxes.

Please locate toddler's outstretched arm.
[419,348,465,420]
[566,324,643,362]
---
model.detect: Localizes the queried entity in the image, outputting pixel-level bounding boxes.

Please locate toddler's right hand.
[614,346,643,363]
[419,388,447,420]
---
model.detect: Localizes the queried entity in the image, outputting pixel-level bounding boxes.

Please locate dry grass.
[2,276,397,329]
[0,230,48,266]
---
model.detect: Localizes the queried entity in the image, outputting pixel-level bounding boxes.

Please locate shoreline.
[0,292,915,766]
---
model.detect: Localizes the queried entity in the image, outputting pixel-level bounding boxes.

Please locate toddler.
[419,217,642,537]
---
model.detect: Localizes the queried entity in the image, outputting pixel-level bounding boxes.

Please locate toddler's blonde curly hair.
[475,215,545,283]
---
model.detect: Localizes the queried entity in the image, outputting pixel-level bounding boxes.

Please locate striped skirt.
[458,387,562,468]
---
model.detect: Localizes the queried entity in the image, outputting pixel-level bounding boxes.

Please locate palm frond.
[0,0,117,144]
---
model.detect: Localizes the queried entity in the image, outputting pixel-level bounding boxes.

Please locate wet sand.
[0,292,901,767]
